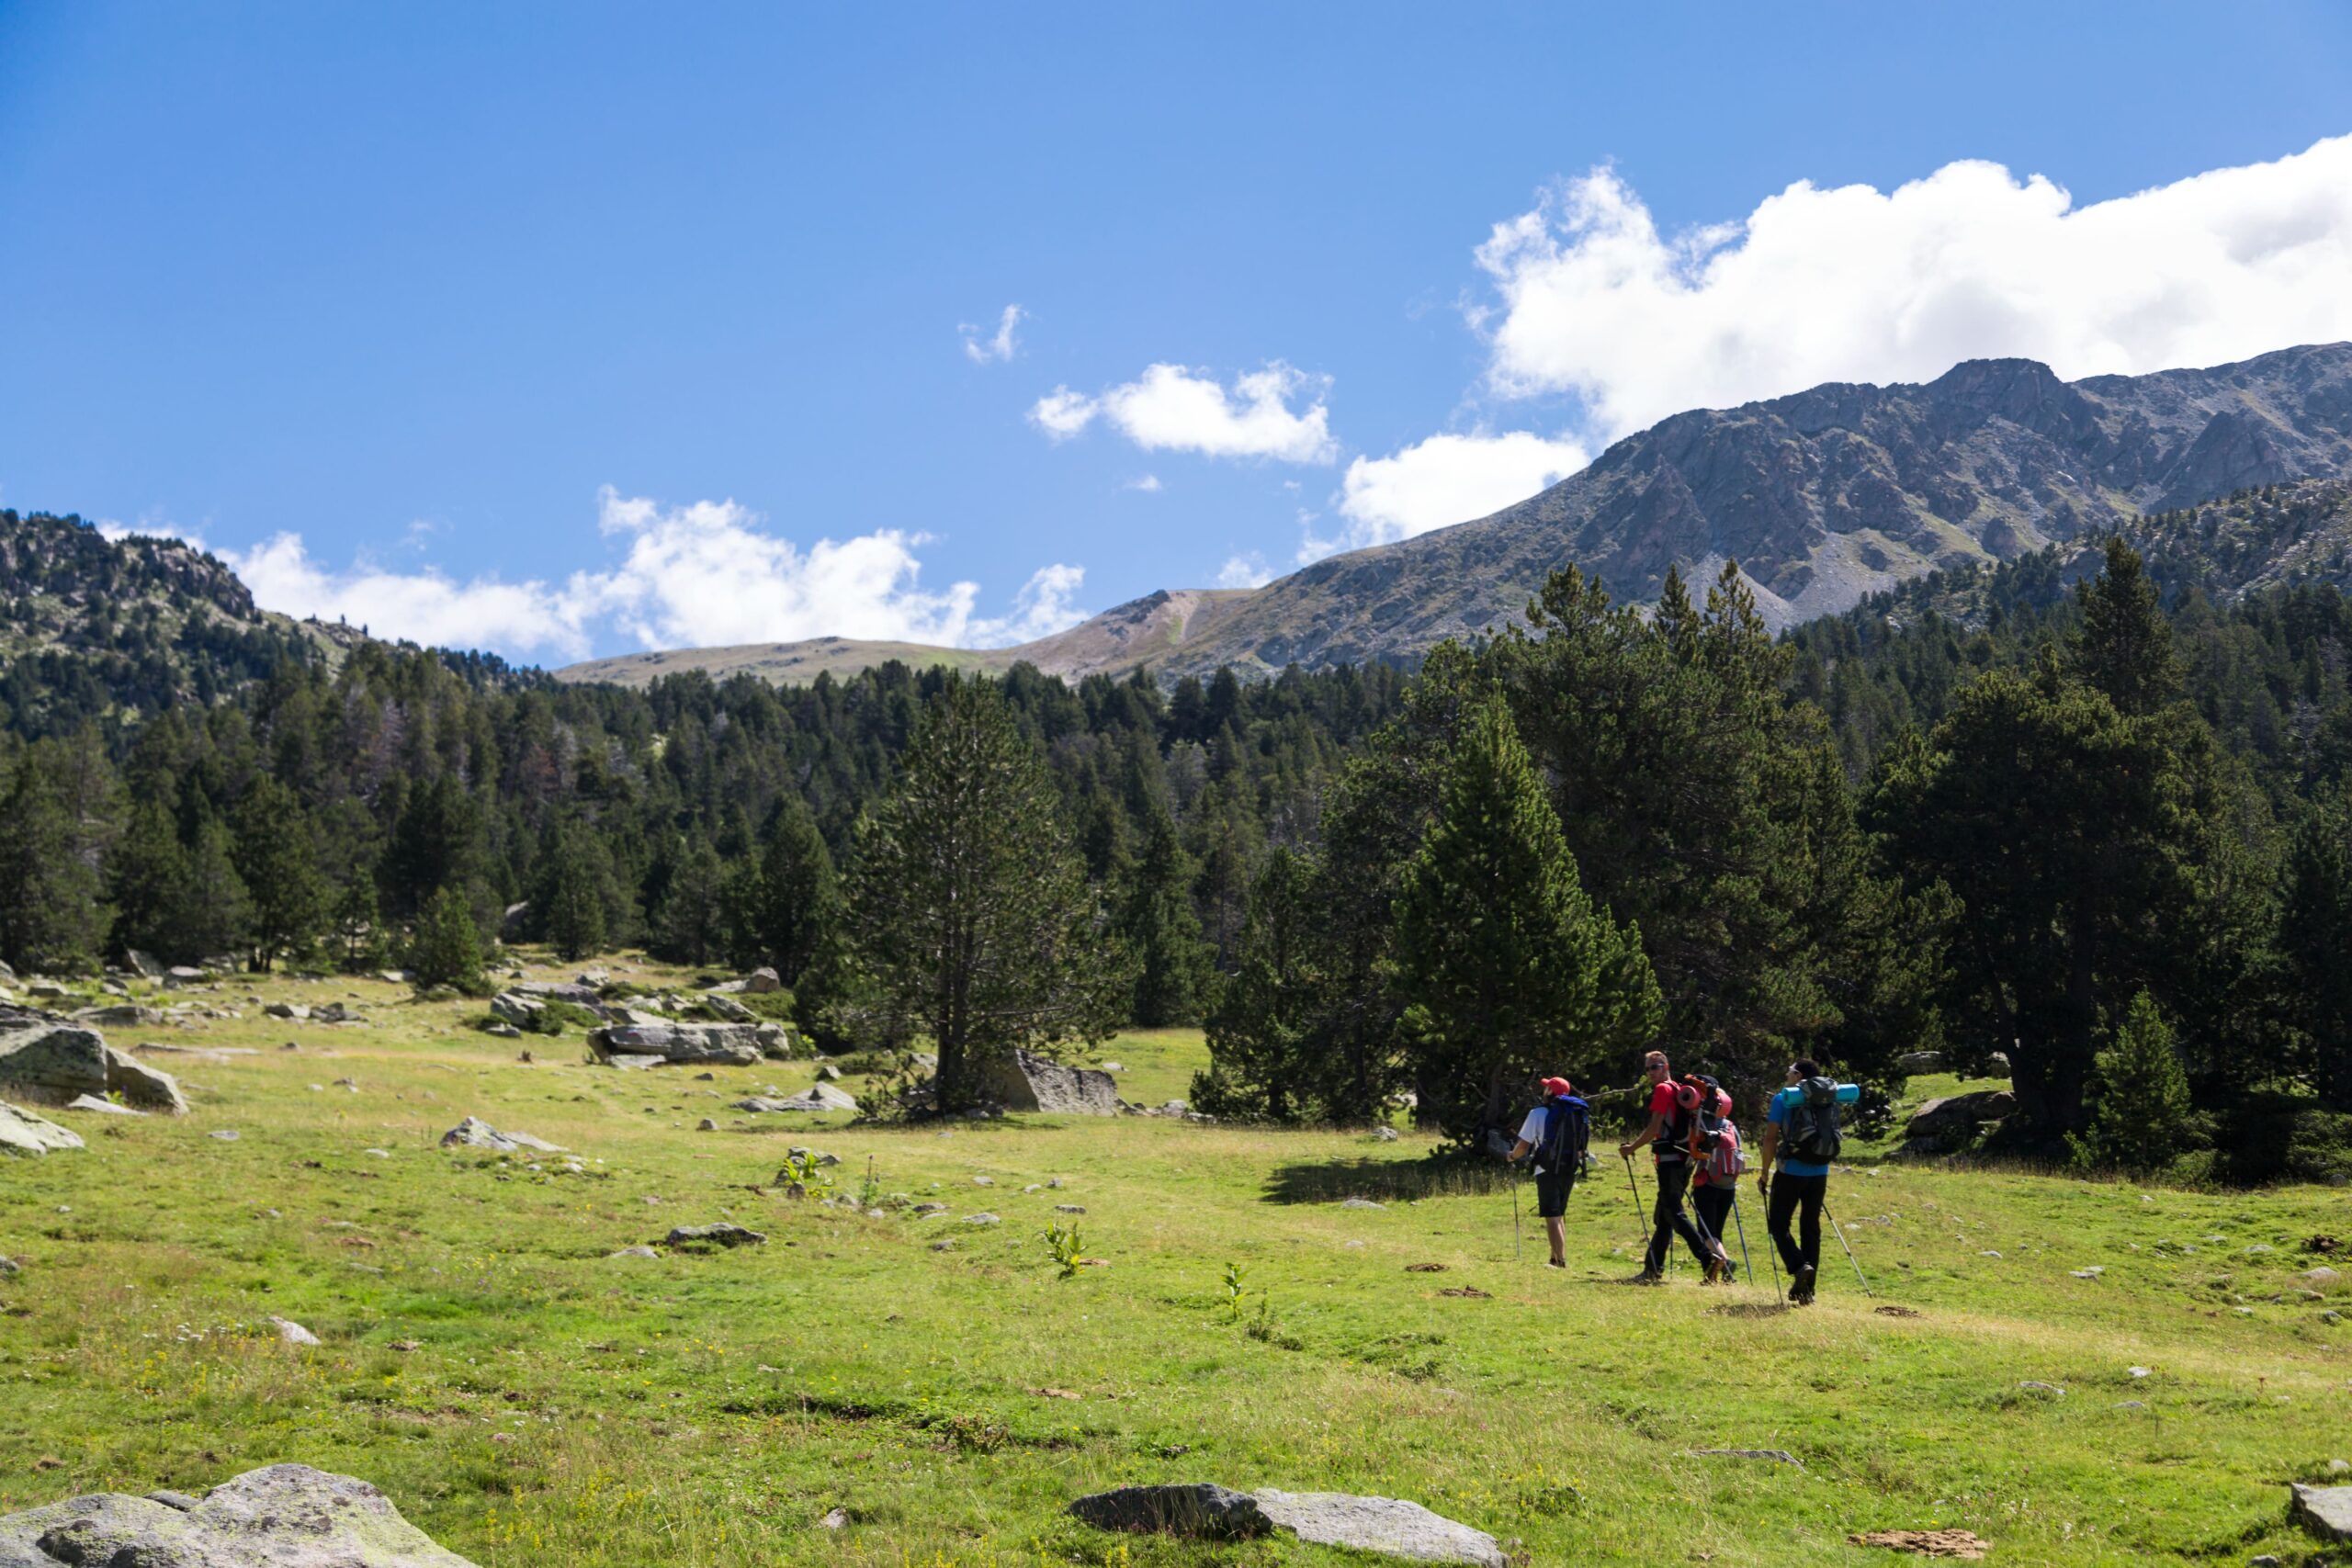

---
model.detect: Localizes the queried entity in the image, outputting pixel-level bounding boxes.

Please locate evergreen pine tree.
[1393,692,1662,1145]
[332,874,390,973]
[175,809,254,964]
[109,797,190,961]
[1193,847,1317,1121]
[652,838,726,964]
[754,794,842,982]
[2069,990,2194,1173]
[0,746,110,973]
[233,777,327,971]
[2279,787,2352,1106]
[407,885,485,990]
[2071,536,2183,717]
[537,819,616,963]
[846,679,1125,1110]
[1120,805,1212,1026]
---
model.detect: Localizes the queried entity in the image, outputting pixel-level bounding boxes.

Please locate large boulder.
[0,1022,187,1114]
[1895,1050,1944,1074]
[0,1462,481,1565]
[733,1084,858,1113]
[1903,1089,2014,1149]
[122,949,164,981]
[439,1116,564,1154]
[2291,1483,2352,1541]
[745,966,782,995]
[587,1022,783,1067]
[1069,1486,1503,1566]
[513,980,601,1006]
[982,1049,1118,1115]
[488,992,543,1029]
[0,1099,84,1156]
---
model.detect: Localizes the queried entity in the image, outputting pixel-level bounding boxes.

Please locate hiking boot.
[1792,1264,1817,1305]
[1545,1258,1567,1269]
[1702,1256,1724,1284]
[1627,1269,1665,1286]
[1719,1258,1738,1284]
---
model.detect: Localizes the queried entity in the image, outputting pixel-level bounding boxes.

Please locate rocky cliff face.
[1183,342,2352,673]
[549,343,2352,689]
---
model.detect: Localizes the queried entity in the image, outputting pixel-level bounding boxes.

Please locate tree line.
[0,527,2346,1184]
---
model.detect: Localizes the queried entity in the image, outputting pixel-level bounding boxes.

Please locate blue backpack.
[1535,1094,1590,1177]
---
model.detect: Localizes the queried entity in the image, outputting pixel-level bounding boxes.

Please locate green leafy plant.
[1220,1261,1249,1320]
[1042,1222,1086,1279]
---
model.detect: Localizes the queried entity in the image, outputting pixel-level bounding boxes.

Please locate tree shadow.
[1261,1154,1518,1205]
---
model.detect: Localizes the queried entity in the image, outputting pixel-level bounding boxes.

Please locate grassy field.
[2,955,2347,1566]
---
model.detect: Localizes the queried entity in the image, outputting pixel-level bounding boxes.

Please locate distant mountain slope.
[0,511,535,735]
[552,343,2352,689]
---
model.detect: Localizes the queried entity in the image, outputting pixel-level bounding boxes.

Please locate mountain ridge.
[552,341,2352,688]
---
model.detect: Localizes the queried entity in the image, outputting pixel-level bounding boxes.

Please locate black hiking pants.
[1643,1158,1712,1274]
[1767,1171,1827,1278]
[1692,1182,1735,1256]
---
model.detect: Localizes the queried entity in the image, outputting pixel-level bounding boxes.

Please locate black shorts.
[1534,1170,1572,1218]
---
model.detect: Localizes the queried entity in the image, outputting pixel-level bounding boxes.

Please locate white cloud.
[968,563,1090,647]
[1125,473,1164,492]
[1029,386,1097,440]
[1216,553,1273,590]
[1335,430,1589,548]
[1475,133,2352,441]
[229,533,595,657]
[961,303,1024,365]
[1030,362,1337,463]
[148,490,1082,662]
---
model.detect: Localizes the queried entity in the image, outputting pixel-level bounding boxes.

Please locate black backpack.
[1782,1077,1843,1164]
[1536,1094,1589,1177]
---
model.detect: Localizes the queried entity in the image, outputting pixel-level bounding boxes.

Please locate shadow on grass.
[1261,1153,1519,1205]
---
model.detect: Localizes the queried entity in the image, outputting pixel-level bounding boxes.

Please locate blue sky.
[4,3,2350,663]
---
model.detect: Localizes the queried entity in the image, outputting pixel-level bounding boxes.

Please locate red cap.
[1539,1077,1574,1098]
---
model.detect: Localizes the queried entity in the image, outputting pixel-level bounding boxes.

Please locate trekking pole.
[1620,1153,1646,1258]
[1821,1200,1874,1298]
[1510,1163,1523,1262]
[1731,1189,1780,1308]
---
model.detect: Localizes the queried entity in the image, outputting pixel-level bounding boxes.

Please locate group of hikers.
[1505,1049,1860,1304]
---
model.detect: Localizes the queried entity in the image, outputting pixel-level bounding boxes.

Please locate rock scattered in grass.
[2018,1381,2064,1395]
[609,1246,660,1259]
[964,1213,1001,1226]
[2290,1483,2352,1541]
[1341,1198,1384,1211]
[209,1129,239,1141]
[2069,1267,2104,1279]
[820,1507,849,1529]
[270,1316,321,1346]
[662,1223,765,1248]
[0,1462,484,1565]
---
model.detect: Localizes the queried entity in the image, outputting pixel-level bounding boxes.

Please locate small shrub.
[1042,1222,1085,1279]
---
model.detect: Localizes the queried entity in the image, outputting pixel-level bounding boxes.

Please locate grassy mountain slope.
[554,343,2352,688]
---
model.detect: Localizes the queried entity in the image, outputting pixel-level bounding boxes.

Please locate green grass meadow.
[3,957,2347,1565]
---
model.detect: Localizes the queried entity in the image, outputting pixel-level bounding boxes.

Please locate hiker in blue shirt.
[1755,1059,1860,1306]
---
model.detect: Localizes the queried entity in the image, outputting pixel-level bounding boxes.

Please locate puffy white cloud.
[1029,386,1097,440]
[228,532,597,658]
[1216,553,1273,590]
[1476,133,2352,440]
[1336,429,1589,547]
[164,490,1082,662]
[967,562,1090,647]
[961,303,1024,364]
[1031,362,1337,463]
[1125,473,1164,492]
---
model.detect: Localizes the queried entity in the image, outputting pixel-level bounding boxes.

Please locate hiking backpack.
[1678,1076,1730,1164]
[1702,1118,1746,1184]
[1782,1076,1844,1164]
[1536,1094,1590,1177]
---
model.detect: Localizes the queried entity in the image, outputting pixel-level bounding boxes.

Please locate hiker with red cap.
[1505,1075,1589,1269]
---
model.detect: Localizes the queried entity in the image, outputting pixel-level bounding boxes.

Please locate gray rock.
[143,1490,203,1511]
[703,993,756,1023]
[2290,1483,2352,1541]
[815,1063,842,1081]
[695,1118,718,1132]
[65,1093,144,1115]
[1894,1050,1943,1073]
[1905,1089,2014,1145]
[1374,1126,1400,1142]
[512,980,600,1005]
[0,1099,84,1156]
[123,949,164,981]
[209,1129,240,1141]
[1069,1484,1271,1540]
[588,1021,779,1068]
[0,1022,188,1113]
[1055,1203,1086,1213]
[265,1002,311,1021]
[964,1213,1001,1226]
[732,1084,858,1113]
[0,1254,17,1276]
[607,1245,660,1259]
[79,1004,165,1027]
[1253,1491,1505,1566]
[663,1223,766,1248]
[272,1316,322,1346]
[1342,1198,1385,1211]
[438,1117,565,1154]
[980,1049,1119,1115]
[746,967,782,994]
[489,992,544,1029]
[0,1462,480,1565]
